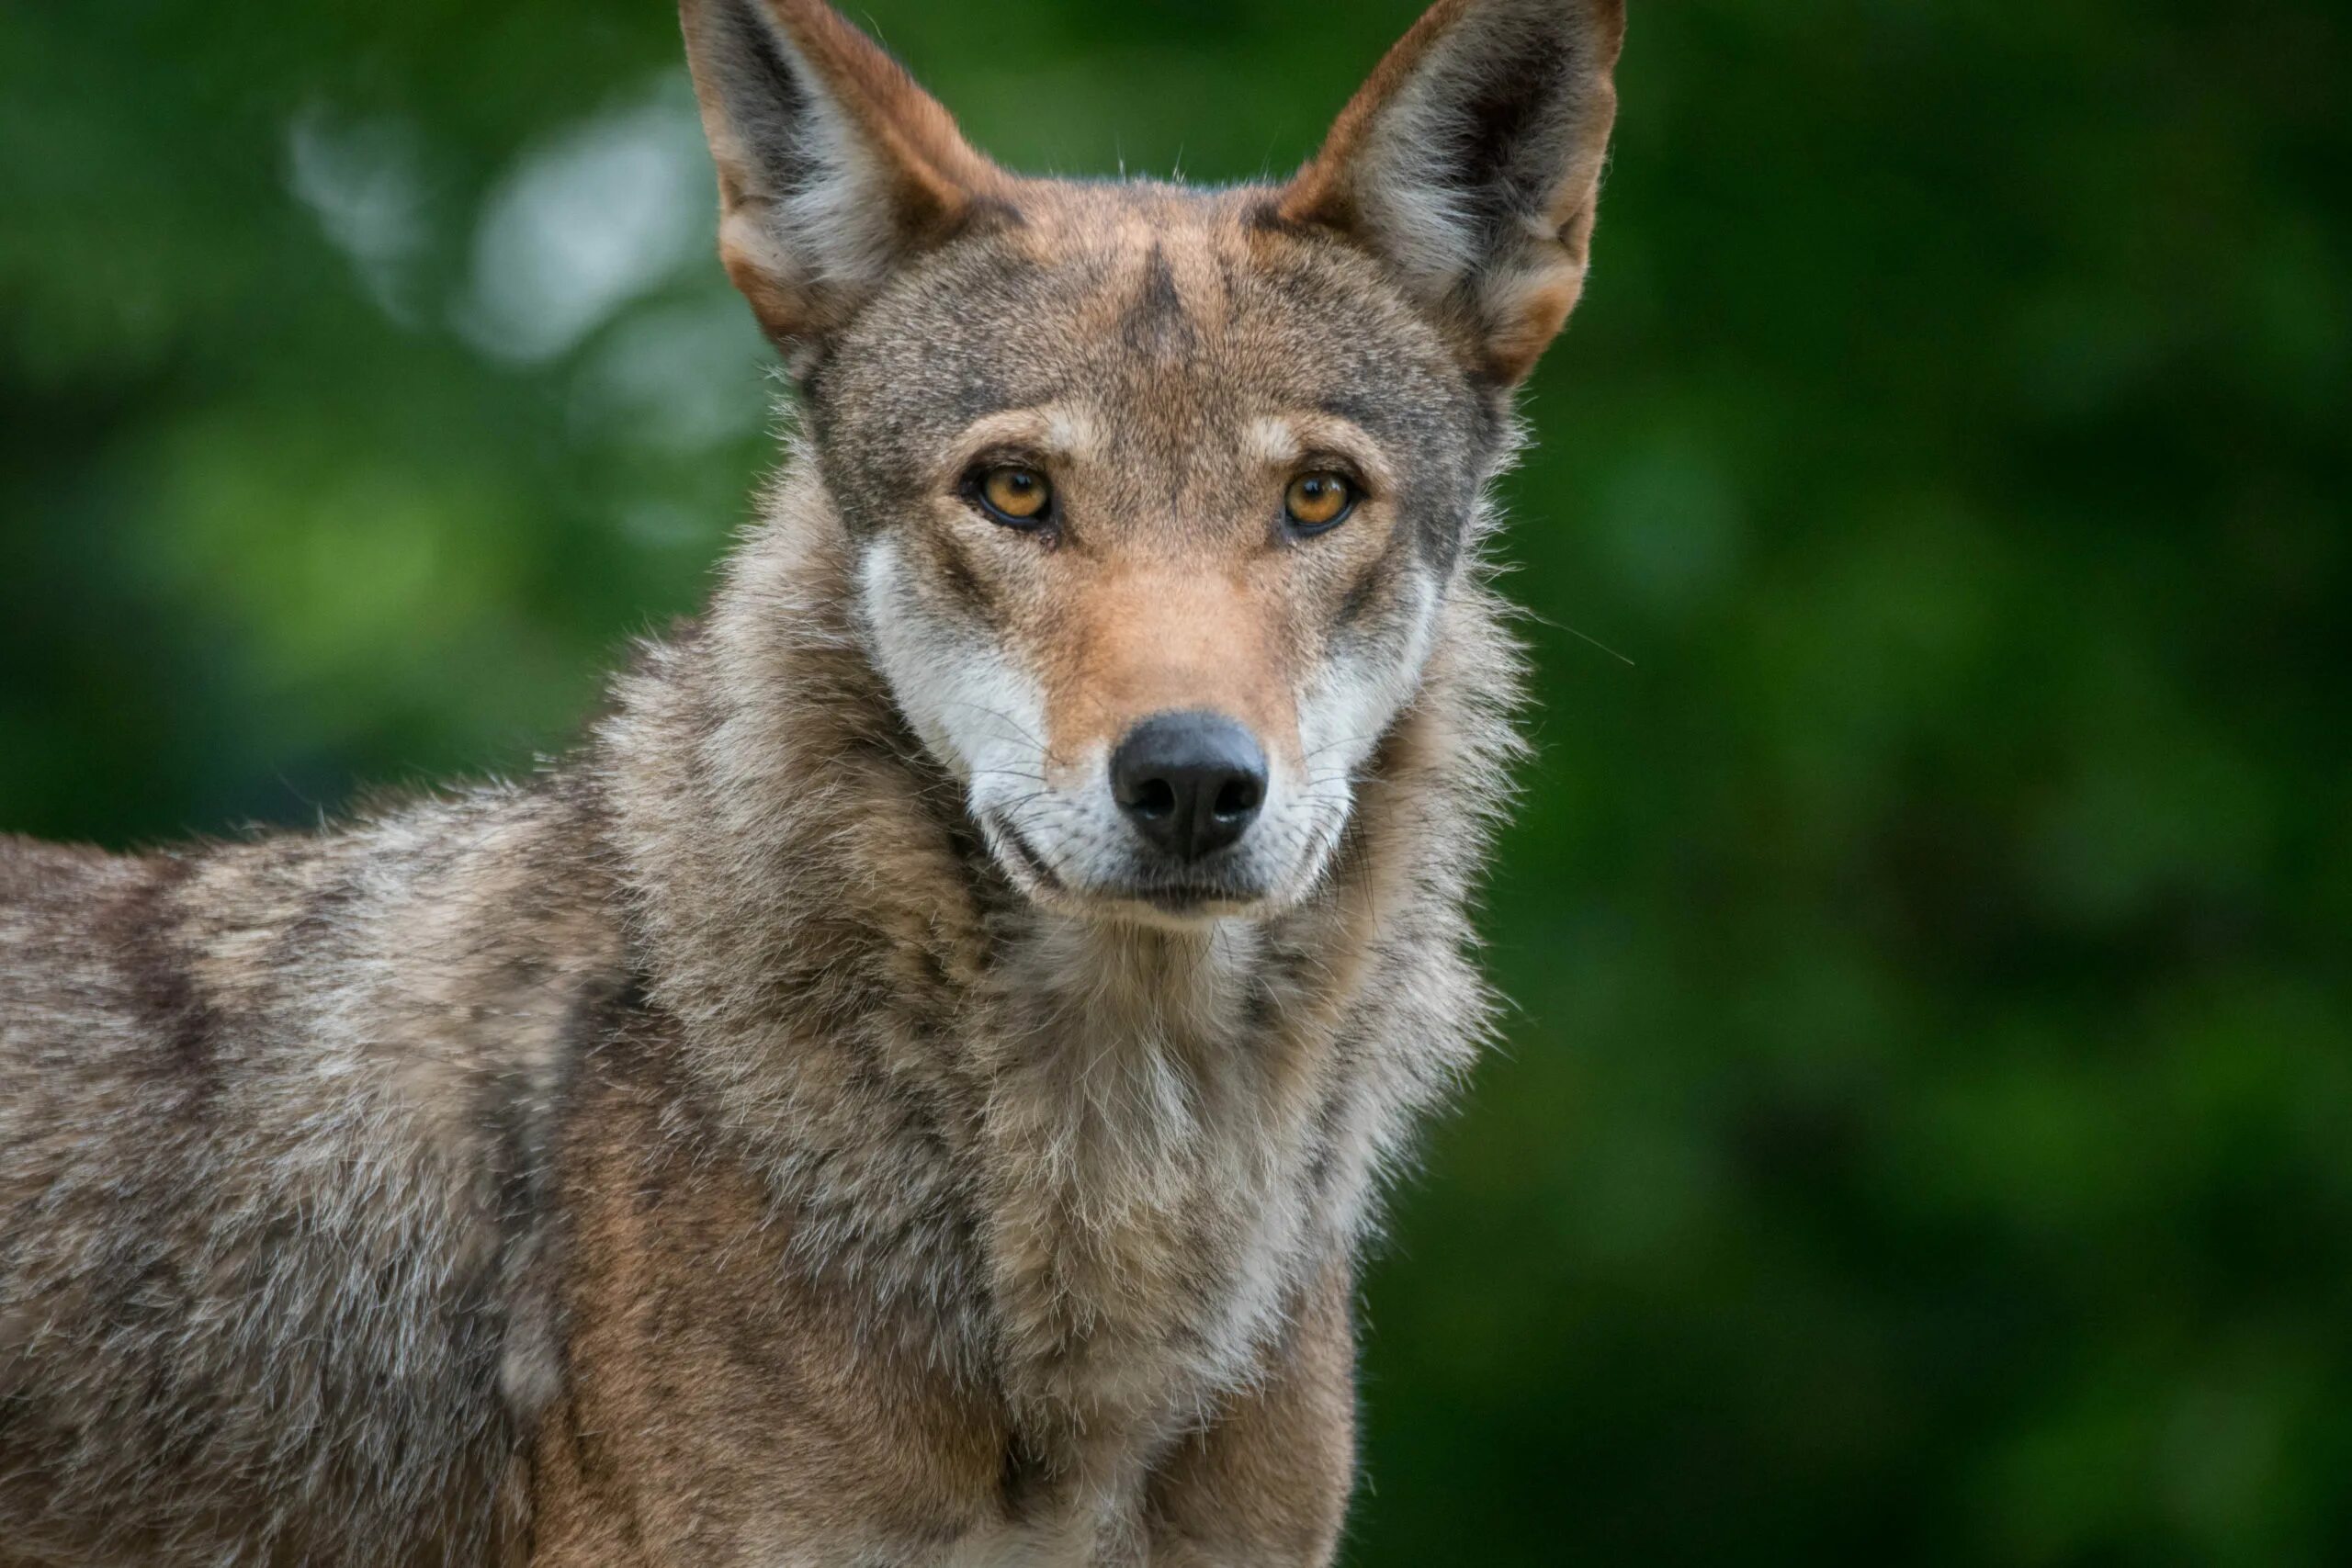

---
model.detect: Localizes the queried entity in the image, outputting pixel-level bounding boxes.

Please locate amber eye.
[975,466,1053,526]
[1284,472,1356,533]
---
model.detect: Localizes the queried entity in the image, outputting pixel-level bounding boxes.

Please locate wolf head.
[680,0,1622,925]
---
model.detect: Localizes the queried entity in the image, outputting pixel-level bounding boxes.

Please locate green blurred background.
[4,1,2346,1561]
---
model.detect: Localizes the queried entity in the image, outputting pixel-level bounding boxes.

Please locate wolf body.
[0,2,1624,1562]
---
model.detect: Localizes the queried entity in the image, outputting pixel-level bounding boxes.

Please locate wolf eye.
[1284,472,1356,534]
[973,465,1053,526]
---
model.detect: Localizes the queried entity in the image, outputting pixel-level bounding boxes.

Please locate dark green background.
[5,2,2346,1562]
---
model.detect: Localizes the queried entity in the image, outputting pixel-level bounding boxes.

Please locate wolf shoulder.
[0,779,626,1565]
[0,778,626,1153]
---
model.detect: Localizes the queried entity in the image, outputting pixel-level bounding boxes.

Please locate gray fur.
[1,789,613,1564]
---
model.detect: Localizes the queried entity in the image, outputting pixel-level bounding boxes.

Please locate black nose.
[1109,711,1268,862]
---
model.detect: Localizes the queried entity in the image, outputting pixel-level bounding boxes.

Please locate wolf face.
[682,0,1622,922]
[832,195,1482,923]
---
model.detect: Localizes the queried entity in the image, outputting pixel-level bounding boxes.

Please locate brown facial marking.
[1036,563,1299,783]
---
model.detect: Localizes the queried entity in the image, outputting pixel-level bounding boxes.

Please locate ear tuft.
[1282,0,1625,385]
[679,0,1008,369]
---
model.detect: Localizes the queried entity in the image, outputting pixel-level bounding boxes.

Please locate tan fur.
[0,3,1623,1562]
[1284,0,1626,384]
[1043,568,1299,771]
[684,0,1013,356]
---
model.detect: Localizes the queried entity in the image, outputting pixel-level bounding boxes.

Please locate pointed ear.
[678,0,1009,368]
[1281,0,1624,386]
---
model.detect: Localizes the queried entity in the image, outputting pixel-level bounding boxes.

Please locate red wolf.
[0,1,1625,1561]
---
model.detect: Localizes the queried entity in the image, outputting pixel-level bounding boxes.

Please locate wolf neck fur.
[598,455,1517,1438]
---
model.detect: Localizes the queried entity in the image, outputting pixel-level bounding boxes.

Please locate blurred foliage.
[4,1,2348,1562]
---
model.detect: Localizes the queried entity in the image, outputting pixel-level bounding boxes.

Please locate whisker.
[940,700,1050,751]
[1302,731,1383,762]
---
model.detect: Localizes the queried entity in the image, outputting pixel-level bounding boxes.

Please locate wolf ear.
[679,0,1008,369]
[1281,0,1625,386]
